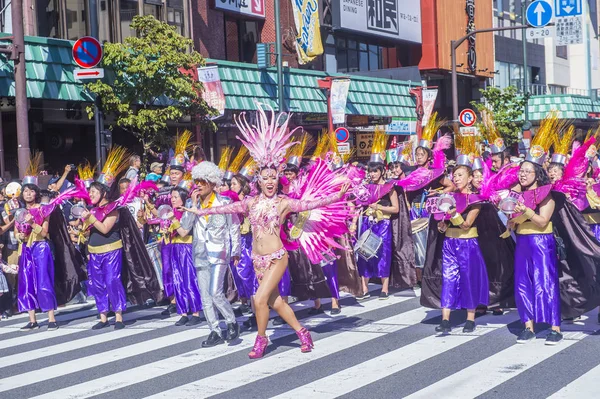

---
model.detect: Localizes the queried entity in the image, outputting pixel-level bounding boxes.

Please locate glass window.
[239,20,259,63]
[359,49,369,71]
[336,38,384,72]
[347,46,358,72]
[144,4,161,18]
[369,44,380,70]
[36,0,61,38]
[98,0,115,43]
[510,63,523,90]
[167,3,184,36]
[556,45,568,59]
[494,61,510,89]
[120,0,139,40]
[65,0,88,40]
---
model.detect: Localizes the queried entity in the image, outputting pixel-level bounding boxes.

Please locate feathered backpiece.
[23,152,43,186]
[287,132,313,167]
[480,162,520,201]
[30,183,90,225]
[311,130,331,160]
[551,125,575,165]
[217,146,233,171]
[527,111,560,165]
[77,161,96,189]
[419,113,444,149]
[481,110,506,154]
[97,146,130,188]
[235,101,300,169]
[370,126,388,163]
[585,126,600,160]
[554,135,598,210]
[432,135,452,169]
[228,147,248,174]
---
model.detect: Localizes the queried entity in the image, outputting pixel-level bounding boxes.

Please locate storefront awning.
[528,94,600,121]
[209,59,419,119]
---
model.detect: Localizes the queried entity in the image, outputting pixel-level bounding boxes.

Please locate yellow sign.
[291,0,324,64]
[356,133,374,158]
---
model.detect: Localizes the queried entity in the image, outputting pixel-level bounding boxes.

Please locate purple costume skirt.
[322,262,340,299]
[233,233,256,298]
[357,217,392,278]
[441,237,489,310]
[18,241,57,313]
[161,243,174,298]
[514,233,560,326]
[88,248,127,314]
[590,224,600,242]
[171,244,202,315]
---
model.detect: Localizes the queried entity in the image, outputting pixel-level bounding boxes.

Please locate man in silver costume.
[190,161,241,347]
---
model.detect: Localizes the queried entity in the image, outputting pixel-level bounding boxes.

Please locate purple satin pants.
[514,233,561,326]
[441,237,489,310]
[234,233,256,298]
[322,262,340,299]
[357,217,392,278]
[161,243,174,298]
[88,248,127,314]
[171,244,202,315]
[590,224,600,242]
[18,241,57,312]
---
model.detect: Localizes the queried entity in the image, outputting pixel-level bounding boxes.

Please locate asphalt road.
[0,286,598,399]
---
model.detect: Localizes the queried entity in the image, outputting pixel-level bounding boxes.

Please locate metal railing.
[493,82,599,98]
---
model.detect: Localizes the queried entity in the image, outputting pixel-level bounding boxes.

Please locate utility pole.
[12,0,30,178]
[274,0,285,112]
[522,0,529,121]
[89,0,106,168]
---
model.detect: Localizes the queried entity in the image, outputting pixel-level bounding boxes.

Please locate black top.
[379,193,392,207]
[89,216,121,247]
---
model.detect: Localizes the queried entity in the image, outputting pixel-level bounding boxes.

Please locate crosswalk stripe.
[548,364,600,398]
[28,294,416,399]
[271,314,517,399]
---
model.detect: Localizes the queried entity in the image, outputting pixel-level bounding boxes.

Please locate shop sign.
[356,132,374,157]
[291,0,324,64]
[386,118,416,135]
[214,0,266,19]
[197,66,226,119]
[347,115,391,127]
[333,0,422,43]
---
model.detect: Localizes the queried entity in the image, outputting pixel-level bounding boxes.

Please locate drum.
[498,197,518,215]
[14,208,28,224]
[354,229,383,261]
[411,217,429,234]
[145,242,164,290]
[436,194,456,213]
[157,205,174,220]
[70,204,87,219]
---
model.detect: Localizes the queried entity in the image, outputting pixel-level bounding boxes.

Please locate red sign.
[335,127,350,143]
[72,37,103,69]
[459,109,477,127]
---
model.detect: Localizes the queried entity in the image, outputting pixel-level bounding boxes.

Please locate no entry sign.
[72,37,103,69]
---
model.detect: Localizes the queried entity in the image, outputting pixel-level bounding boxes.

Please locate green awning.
[0,34,93,102]
[210,59,419,119]
[528,94,600,120]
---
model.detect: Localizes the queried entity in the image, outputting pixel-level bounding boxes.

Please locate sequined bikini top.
[248,194,282,237]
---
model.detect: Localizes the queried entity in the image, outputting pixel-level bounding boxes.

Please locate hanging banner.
[330,78,351,124]
[197,66,226,119]
[291,0,324,64]
[421,88,438,127]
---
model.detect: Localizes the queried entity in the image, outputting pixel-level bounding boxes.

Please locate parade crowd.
[1,103,600,360]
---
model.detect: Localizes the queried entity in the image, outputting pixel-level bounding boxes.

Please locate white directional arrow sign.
[534,2,545,26]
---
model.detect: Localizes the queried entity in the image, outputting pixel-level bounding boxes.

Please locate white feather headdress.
[235,101,300,169]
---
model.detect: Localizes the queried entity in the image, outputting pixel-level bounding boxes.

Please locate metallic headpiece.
[287,132,312,167]
[419,112,444,150]
[218,146,233,179]
[77,161,96,189]
[526,111,560,165]
[239,158,257,180]
[551,124,574,165]
[23,152,42,187]
[169,130,193,171]
[225,146,249,181]
[97,146,130,187]
[369,126,388,164]
[481,110,506,154]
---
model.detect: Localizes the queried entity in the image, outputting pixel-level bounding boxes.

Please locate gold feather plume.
[218,146,233,171]
[77,161,96,181]
[554,124,575,156]
[422,112,444,142]
[228,147,248,174]
[312,130,331,159]
[532,111,561,153]
[481,110,502,144]
[174,130,193,157]
[371,126,388,155]
[26,152,43,176]
[102,146,131,177]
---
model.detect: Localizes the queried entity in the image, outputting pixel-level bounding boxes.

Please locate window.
[120,0,139,40]
[36,0,61,38]
[224,18,260,63]
[167,0,185,36]
[98,0,116,43]
[144,3,161,19]
[335,38,382,73]
[65,0,87,40]
[556,45,568,59]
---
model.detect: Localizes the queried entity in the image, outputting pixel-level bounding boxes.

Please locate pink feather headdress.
[235,101,300,169]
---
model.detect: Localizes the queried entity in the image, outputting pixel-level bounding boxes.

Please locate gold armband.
[523,207,535,220]
[87,214,98,225]
[450,213,465,226]
[32,224,43,235]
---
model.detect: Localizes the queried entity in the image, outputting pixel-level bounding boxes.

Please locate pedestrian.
[145,162,164,182]
[125,155,141,181]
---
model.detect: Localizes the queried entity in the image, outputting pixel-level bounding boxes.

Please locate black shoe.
[272,316,286,326]
[308,306,324,315]
[598,313,600,324]
[379,292,389,300]
[226,322,240,342]
[20,322,39,332]
[545,331,563,346]
[175,316,189,326]
[239,304,252,315]
[47,321,59,331]
[516,328,536,344]
[161,304,177,316]
[202,331,225,347]
[435,320,451,333]
[243,316,257,330]
[416,281,422,289]
[356,292,371,301]
[462,320,475,333]
[330,307,342,315]
[186,316,202,326]
[92,321,110,330]
[114,321,125,330]
[492,309,505,316]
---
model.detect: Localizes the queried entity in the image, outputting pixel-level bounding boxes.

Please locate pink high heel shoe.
[248,334,268,359]
[296,327,314,353]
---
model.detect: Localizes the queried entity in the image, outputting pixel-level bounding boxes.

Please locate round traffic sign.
[526,0,553,28]
[459,109,477,127]
[72,37,103,69]
[335,127,350,143]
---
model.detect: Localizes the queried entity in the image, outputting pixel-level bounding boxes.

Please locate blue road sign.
[555,0,582,17]
[526,1,553,28]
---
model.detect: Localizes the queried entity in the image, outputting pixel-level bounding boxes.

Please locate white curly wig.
[192,161,223,186]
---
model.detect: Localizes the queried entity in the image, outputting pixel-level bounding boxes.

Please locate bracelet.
[170,220,181,230]
[32,224,43,235]
[87,214,98,225]
[450,213,465,226]
[523,207,535,220]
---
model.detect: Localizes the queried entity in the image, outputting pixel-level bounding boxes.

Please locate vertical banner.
[421,88,438,127]
[290,0,324,64]
[197,66,226,119]
[330,78,351,124]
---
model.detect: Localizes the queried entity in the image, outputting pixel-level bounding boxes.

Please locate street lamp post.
[451,25,528,121]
